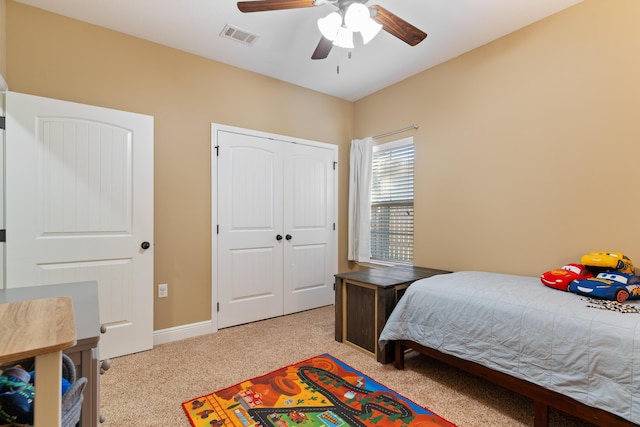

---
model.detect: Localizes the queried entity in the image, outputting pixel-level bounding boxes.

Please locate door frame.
[211,123,338,332]
[0,90,6,289]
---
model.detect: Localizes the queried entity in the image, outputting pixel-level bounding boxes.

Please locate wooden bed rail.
[393,340,638,427]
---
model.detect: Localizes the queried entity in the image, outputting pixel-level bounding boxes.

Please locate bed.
[378,271,640,427]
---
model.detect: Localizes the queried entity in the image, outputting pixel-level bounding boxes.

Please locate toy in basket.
[0,354,87,427]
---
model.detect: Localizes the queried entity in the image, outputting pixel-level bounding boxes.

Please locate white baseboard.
[153,320,214,346]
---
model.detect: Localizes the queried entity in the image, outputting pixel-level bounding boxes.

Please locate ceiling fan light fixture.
[317,11,342,41]
[333,26,354,49]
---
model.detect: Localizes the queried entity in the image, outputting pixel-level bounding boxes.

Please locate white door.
[283,142,336,313]
[214,125,336,328]
[216,130,284,328]
[5,91,154,359]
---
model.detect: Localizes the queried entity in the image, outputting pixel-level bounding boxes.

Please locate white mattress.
[379,271,640,424]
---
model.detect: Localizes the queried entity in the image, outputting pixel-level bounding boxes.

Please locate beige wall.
[6,0,640,331]
[5,1,354,330]
[0,0,5,78]
[355,0,640,276]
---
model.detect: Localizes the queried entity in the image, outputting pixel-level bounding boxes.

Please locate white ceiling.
[14,0,582,101]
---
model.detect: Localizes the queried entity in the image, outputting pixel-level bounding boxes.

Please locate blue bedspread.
[379,271,640,424]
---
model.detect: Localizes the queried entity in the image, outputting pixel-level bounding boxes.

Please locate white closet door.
[5,91,154,359]
[283,142,336,314]
[214,125,337,329]
[216,130,284,328]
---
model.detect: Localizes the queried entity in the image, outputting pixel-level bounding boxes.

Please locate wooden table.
[0,282,103,426]
[334,265,450,363]
[0,296,77,427]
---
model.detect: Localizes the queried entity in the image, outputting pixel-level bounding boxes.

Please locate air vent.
[220,24,259,46]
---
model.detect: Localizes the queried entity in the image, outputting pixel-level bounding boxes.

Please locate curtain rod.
[373,124,419,140]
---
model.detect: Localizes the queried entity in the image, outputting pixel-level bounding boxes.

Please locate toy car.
[569,271,640,302]
[540,264,594,291]
[580,251,635,274]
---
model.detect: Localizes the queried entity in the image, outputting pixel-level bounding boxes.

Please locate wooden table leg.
[35,351,63,427]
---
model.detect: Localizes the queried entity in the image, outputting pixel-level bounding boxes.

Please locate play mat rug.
[182,353,456,427]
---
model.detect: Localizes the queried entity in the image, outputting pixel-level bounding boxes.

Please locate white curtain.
[348,137,373,262]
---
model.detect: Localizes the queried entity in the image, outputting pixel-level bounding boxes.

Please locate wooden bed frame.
[393,340,638,427]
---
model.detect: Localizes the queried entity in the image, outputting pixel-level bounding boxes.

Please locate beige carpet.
[100,305,595,426]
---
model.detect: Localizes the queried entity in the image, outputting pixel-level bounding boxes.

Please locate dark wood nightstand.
[334,265,450,364]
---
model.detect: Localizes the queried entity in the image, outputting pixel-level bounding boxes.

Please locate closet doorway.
[212,124,337,329]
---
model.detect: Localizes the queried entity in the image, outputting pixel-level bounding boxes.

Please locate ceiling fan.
[237,0,427,60]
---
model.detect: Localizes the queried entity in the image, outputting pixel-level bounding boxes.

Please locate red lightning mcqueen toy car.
[540,263,594,291]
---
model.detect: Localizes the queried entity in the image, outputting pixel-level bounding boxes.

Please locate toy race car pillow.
[540,263,594,291]
[569,271,640,302]
[580,251,635,275]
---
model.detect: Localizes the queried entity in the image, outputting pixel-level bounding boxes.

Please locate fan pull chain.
[337,50,353,74]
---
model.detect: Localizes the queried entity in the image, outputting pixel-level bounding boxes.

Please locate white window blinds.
[371,139,414,264]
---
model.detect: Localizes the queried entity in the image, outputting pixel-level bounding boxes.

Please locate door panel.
[217,131,284,328]
[37,259,133,325]
[40,119,131,235]
[283,143,335,313]
[5,91,153,359]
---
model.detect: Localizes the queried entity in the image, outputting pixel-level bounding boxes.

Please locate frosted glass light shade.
[317,12,342,41]
[359,18,382,44]
[344,3,369,31]
[334,27,354,49]
[344,3,382,45]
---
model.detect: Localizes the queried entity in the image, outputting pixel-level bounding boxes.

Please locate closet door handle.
[276,234,283,241]
[285,234,292,241]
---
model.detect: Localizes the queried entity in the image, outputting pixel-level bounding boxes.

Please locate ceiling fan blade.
[311,36,333,60]
[370,5,427,46]
[238,0,317,13]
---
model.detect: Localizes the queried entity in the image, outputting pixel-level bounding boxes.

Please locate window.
[370,137,414,264]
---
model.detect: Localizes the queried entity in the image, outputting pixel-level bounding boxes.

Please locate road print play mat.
[182,353,455,427]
